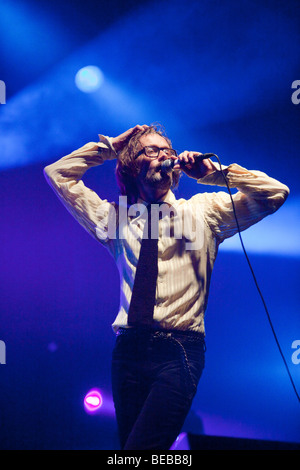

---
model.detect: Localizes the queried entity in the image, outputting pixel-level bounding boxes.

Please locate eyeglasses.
[135,146,178,159]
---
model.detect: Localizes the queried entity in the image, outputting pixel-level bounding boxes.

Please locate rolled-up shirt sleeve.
[43,135,117,244]
[197,162,290,243]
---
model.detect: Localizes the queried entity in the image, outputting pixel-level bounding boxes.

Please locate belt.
[116,326,205,344]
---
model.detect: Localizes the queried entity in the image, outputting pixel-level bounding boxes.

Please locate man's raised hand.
[173,151,215,179]
[111,125,149,154]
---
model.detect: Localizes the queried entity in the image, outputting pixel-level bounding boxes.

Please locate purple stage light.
[84,389,103,413]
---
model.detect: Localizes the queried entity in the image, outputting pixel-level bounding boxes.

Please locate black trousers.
[111,328,206,450]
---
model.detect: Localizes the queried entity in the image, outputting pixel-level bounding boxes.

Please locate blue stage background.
[0,0,299,449]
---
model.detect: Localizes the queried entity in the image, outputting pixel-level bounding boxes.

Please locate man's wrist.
[98,135,117,160]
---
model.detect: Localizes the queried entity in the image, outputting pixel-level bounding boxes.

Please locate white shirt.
[44,135,289,335]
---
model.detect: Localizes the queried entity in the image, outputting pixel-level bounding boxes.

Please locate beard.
[143,167,173,190]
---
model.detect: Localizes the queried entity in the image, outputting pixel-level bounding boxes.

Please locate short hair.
[115,124,181,204]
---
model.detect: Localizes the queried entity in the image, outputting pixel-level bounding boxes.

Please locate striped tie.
[128,204,159,326]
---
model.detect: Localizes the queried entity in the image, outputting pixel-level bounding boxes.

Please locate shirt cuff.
[197,160,229,186]
[98,134,117,160]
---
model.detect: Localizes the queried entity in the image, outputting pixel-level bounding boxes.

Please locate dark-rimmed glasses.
[135,146,177,159]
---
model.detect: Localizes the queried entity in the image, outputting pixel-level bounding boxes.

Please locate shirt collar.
[137,189,176,207]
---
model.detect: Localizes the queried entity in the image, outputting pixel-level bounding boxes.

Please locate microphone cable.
[211,153,300,404]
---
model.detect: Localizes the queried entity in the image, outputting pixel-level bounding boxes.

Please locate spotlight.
[75,66,104,93]
[84,389,103,413]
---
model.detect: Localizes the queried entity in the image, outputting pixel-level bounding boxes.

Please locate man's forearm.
[198,162,289,214]
[43,136,118,243]
[43,136,116,189]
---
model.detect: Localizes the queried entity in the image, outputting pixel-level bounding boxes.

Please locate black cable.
[213,154,300,404]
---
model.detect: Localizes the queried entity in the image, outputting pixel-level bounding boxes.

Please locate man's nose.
[157,150,170,161]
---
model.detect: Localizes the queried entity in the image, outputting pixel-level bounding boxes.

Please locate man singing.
[44,124,289,450]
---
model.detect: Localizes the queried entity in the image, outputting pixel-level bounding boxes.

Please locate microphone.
[161,153,215,172]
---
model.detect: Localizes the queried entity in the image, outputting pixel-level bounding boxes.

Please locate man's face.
[135,133,174,192]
